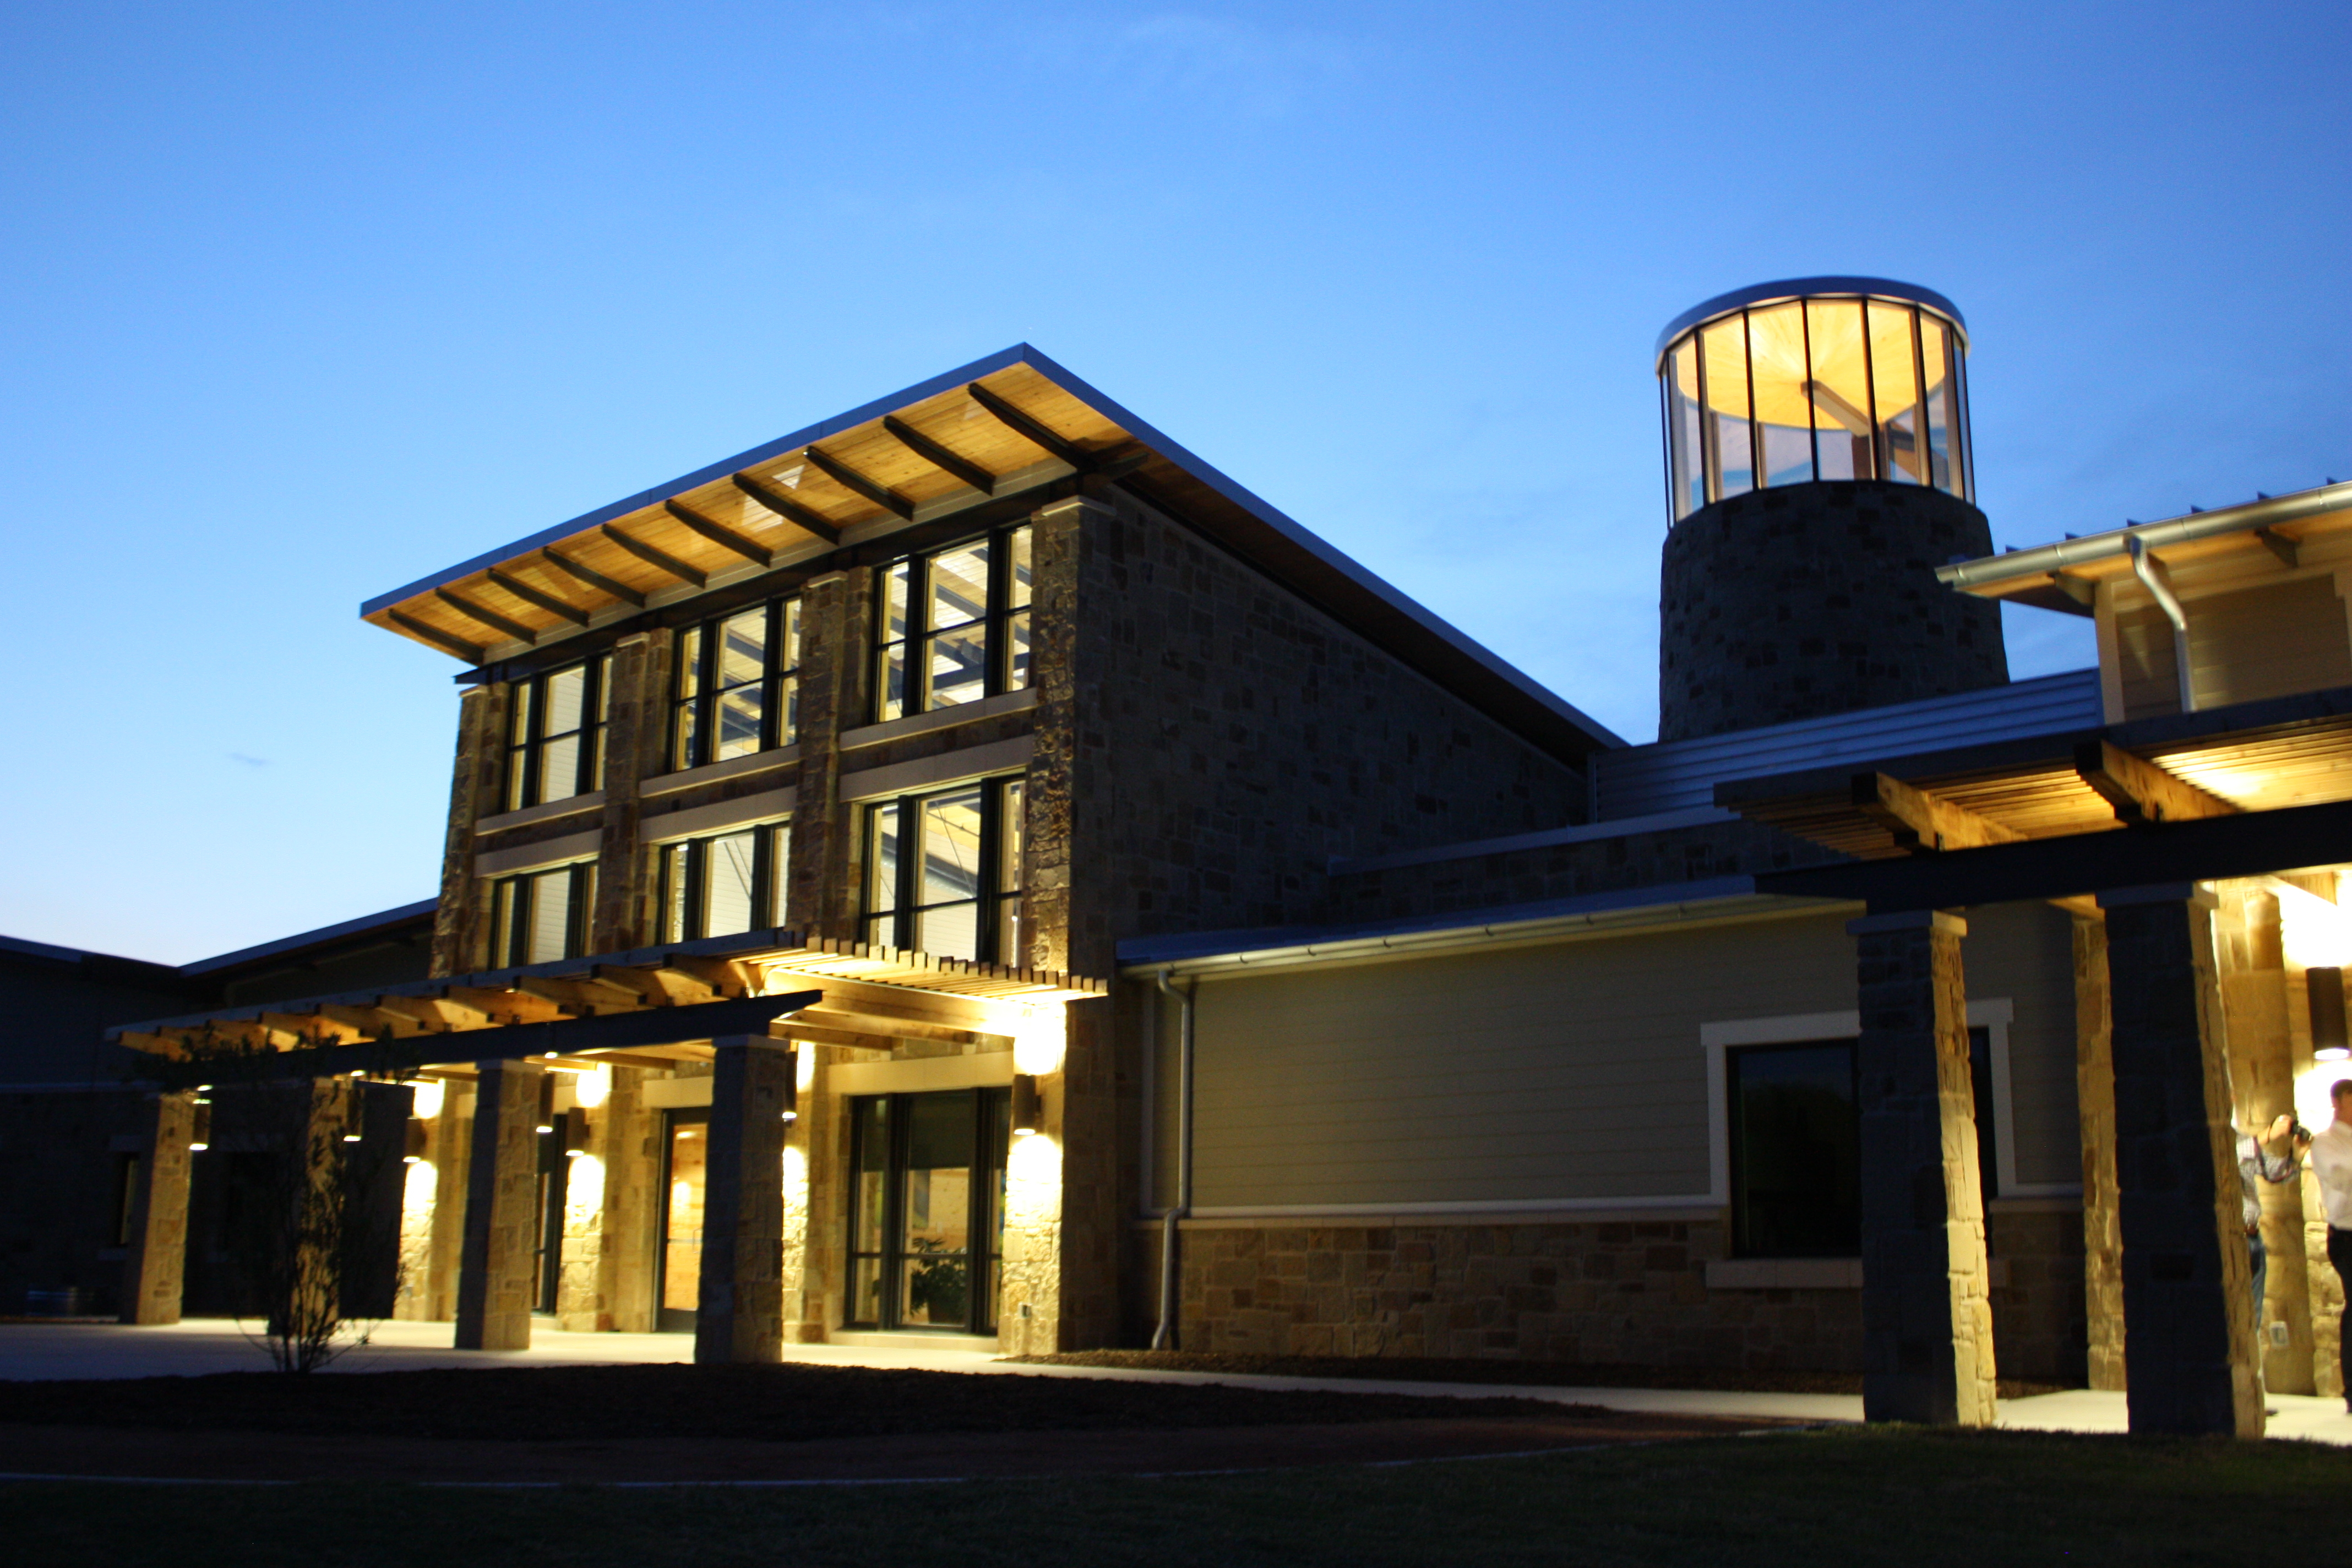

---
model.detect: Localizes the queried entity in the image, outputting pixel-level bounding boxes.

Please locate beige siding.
[1149,899,2083,1211]
[1963,901,2082,1191]
[2116,575,2350,720]
[1159,912,1856,1210]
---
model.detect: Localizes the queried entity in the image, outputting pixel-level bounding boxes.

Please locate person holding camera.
[2311,1080,2352,1414]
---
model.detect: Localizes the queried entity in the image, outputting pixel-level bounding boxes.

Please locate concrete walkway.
[3,1320,2346,1445]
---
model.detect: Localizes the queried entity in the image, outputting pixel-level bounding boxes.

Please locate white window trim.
[1700,999,2022,1208]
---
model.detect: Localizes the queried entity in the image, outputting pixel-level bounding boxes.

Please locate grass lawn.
[4,1426,2345,1567]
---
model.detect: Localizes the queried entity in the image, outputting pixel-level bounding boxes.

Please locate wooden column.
[695,1037,792,1365]
[1850,910,1998,1427]
[2072,912,2127,1391]
[117,1091,197,1326]
[2099,884,2262,1436]
[455,1061,543,1351]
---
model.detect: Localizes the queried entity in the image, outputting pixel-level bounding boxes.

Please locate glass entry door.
[656,1109,707,1333]
[847,1088,1009,1334]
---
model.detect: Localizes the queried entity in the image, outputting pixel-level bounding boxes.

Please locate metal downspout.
[1151,968,1195,1352]
[2127,535,2196,712]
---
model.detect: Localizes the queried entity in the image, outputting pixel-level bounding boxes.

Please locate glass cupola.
[1656,277,1973,524]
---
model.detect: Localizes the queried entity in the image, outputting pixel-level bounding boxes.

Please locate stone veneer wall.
[1658,481,2006,742]
[1171,1204,2089,1381]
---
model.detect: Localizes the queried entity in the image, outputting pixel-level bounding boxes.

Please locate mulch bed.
[1010,1350,2073,1401]
[0,1362,1588,1444]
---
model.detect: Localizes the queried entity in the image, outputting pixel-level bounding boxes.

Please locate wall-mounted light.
[404,1120,428,1164]
[188,1101,213,1153]
[2312,967,2350,1061]
[781,1053,799,1124]
[563,1111,591,1157]
[536,1072,557,1134]
[410,1077,445,1121]
[1011,1074,1042,1137]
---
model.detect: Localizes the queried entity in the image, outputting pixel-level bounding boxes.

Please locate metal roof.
[361,345,1625,761]
[1594,671,2105,819]
[1654,276,1968,363]
[179,899,439,976]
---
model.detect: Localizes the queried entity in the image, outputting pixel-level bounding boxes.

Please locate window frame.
[656,820,793,944]
[860,776,1024,963]
[843,1087,1011,1335]
[872,523,1033,723]
[487,861,598,968]
[505,654,613,812]
[671,595,802,773]
[1724,1037,1863,1260]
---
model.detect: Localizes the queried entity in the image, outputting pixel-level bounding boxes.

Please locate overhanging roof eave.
[1936,481,2352,597]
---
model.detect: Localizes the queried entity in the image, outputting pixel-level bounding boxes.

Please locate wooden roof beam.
[881,416,998,495]
[487,569,592,627]
[385,609,486,663]
[663,499,772,569]
[2074,740,2238,826]
[376,994,487,1032]
[513,974,645,1016]
[2256,526,2301,568]
[1849,771,2026,855]
[966,382,1095,470]
[785,1004,1008,1048]
[802,444,916,520]
[600,524,706,588]
[434,588,538,646]
[731,472,840,544]
[541,546,646,608]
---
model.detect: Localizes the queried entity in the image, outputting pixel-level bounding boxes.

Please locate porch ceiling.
[107,927,1103,1074]
[1719,684,2352,863]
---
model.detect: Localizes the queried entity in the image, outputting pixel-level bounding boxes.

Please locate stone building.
[33,281,2352,1439]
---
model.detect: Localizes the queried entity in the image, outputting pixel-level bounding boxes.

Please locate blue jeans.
[2250,1231,2267,1327]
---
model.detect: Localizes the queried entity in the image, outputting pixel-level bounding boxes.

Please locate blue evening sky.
[3,1,2345,962]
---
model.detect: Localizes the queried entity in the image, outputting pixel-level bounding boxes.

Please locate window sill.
[640,745,801,800]
[476,791,606,836]
[841,687,1037,752]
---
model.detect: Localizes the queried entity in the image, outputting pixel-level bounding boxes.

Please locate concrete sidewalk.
[2,1320,2345,1445]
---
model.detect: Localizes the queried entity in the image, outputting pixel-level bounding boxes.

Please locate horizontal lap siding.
[1962,901,2082,1191]
[1177,913,1856,1208]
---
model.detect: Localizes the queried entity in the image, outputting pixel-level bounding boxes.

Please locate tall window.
[673,596,801,772]
[847,1089,1010,1333]
[489,862,597,967]
[657,821,792,943]
[1728,1039,1860,1258]
[505,655,612,812]
[863,777,1023,962]
[874,525,1032,722]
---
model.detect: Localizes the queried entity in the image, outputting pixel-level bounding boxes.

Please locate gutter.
[1936,482,2352,594]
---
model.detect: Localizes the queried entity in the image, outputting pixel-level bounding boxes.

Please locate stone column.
[455,1060,543,1351]
[2072,912,2127,1391]
[588,630,667,954]
[432,683,509,978]
[2215,886,2316,1393]
[695,1037,793,1364]
[117,1090,197,1325]
[786,568,867,940]
[2099,884,2262,1437]
[422,1081,473,1321]
[1849,910,1997,1427]
[594,1065,657,1332]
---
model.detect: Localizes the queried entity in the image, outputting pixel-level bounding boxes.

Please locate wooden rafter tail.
[881,415,998,494]
[541,546,647,607]
[731,472,841,544]
[663,499,772,568]
[435,587,537,645]
[965,380,1095,469]
[486,568,592,627]
[600,524,705,587]
[802,444,916,520]
[384,608,486,663]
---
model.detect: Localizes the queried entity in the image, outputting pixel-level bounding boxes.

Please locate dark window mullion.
[977,783,1003,962]
[894,798,918,948]
[984,530,1008,700]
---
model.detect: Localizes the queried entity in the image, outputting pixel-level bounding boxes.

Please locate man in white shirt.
[2306,1079,2352,1413]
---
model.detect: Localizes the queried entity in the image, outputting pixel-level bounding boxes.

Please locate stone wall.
[1170,1206,2089,1379]
[1658,481,2006,742]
